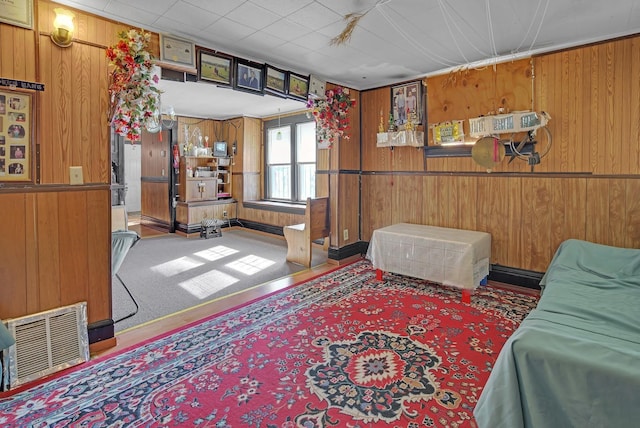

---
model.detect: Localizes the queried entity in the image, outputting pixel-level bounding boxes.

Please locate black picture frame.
[287,72,309,101]
[234,59,264,94]
[391,81,423,128]
[198,49,234,87]
[264,64,288,97]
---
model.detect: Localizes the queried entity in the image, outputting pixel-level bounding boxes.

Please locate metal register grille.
[5,302,89,389]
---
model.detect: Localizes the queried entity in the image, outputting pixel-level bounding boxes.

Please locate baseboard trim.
[238,219,285,236]
[489,264,544,290]
[175,219,238,235]
[88,319,114,344]
[328,241,367,261]
[141,216,170,231]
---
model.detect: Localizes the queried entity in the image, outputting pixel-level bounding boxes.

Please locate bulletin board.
[0,89,32,182]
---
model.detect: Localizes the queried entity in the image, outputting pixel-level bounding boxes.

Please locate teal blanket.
[474,239,640,428]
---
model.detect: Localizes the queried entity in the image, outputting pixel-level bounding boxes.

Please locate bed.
[474,239,640,428]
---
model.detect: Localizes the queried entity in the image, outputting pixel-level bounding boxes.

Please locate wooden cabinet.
[216,157,232,198]
[178,156,232,202]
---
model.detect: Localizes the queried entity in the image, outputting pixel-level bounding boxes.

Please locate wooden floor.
[126,212,168,239]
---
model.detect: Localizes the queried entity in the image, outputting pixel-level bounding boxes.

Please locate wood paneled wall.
[361,175,640,272]
[0,189,111,322]
[535,38,640,175]
[358,36,640,273]
[328,85,361,248]
[1,2,123,327]
[37,1,125,185]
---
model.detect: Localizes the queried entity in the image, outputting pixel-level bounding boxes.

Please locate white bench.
[366,223,491,303]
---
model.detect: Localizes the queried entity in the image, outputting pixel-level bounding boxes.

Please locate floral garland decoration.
[106,29,161,141]
[306,86,356,147]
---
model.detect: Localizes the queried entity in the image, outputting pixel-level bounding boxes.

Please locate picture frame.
[391,81,423,128]
[0,89,33,182]
[0,0,33,29]
[234,59,264,94]
[198,49,234,87]
[287,72,309,101]
[264,64,288,97]
[159,34,196,72]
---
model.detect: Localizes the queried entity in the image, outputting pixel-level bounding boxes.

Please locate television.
[213,141,227,157]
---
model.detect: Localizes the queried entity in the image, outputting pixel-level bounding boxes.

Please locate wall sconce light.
[51,8,75,47]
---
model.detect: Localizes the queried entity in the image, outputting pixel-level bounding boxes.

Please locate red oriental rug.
[0,260,538,427]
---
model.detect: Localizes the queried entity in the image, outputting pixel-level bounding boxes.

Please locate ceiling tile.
[290,31,333,51]
[53,0,111,11]
[249,0,312,17]
[237,31,288,59]
[181,0,240,16]
[163,2,222,30]
[225,2,281,31]
[317,0,379,16]
[202,17,257,43]
[286,2,343,31]
[260,18,309,40]
[103,1,162,26]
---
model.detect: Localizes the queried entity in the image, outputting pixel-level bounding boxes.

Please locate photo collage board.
[0,89,31,181]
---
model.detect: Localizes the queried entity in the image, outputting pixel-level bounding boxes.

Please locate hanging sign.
[0,78,45,91]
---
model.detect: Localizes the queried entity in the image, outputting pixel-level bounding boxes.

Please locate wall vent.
[4,302,89,389]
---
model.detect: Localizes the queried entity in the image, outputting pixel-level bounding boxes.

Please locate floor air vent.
[5,302,89,389]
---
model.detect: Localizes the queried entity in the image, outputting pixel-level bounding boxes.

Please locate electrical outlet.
[343,229,349,241]
[223,210,228,218]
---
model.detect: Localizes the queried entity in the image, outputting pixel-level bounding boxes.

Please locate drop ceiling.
[53,0,640,120]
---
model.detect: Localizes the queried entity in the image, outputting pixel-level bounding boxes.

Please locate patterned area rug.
[0,260,538,427]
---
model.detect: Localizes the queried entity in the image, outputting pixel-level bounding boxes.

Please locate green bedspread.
[474,239,640,428]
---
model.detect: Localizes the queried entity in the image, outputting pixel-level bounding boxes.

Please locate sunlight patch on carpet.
[178,270,238,299]
[194,245,239,261]
[151,256,205,276]
[226,255,276,275]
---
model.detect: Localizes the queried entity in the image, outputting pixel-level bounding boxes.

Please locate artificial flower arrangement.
[306,86,356,147]
[106,29,161,141]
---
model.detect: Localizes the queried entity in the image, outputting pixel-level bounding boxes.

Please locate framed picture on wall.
[159,34,197,73]
[234,59,264,94]
[198,49,234,87]
[264,64,288,97]
[391,80,423,128]
[287,72,309,101]
[0,0,33,29]
[0,89,33,183]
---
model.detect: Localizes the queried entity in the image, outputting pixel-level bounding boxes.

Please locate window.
[265,113,316,202]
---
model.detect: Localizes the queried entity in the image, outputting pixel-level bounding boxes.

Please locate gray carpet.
[112,229,327,332]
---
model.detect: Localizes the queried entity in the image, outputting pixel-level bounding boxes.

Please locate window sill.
[243,200,305,215]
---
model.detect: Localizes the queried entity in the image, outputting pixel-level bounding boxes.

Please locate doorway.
[112,127,177,235]
[124,142,141,213]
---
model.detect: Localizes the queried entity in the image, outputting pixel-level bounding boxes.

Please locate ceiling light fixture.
[51,8,75,48]
[276,108,282,141]
[161,105,176,129]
